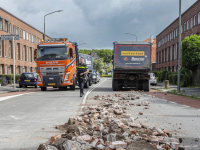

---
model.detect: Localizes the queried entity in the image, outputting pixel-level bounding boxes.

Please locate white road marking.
[82,78,107,104]
[9,115,19,120]
[0,92,35,102]
[170,102,177,104]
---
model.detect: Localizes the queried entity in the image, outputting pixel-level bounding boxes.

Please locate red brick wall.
[0,8,50,74]
[156,1,200,72]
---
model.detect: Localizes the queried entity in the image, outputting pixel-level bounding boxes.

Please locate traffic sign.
[1,35,19,40]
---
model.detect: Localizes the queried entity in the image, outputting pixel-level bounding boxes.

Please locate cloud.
[0,0,197,49]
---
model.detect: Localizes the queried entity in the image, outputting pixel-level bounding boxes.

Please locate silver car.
[149,73,157,85]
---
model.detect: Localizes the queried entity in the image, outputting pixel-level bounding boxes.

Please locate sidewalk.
[151,82,200,98]
[0,85,26,94]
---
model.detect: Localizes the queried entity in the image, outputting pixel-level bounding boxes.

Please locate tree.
[93,58,104,72]
[182,34,200,84]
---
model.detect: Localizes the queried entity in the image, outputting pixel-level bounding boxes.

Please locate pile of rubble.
[38,93,183,150]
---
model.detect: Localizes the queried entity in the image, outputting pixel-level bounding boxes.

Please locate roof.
[113,41,150,45]
[0,7,51,38]
[157,0,200,37]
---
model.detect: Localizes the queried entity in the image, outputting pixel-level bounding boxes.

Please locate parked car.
[92,70,97,84]
[149,73,157,85]
[19,72,37,88]
[96,72,100,82]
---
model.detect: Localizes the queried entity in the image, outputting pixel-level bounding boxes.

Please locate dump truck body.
[112,41,152,91]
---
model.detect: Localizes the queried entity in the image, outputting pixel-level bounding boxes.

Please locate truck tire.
[70,75,76,90]
[138,80,143,91]
[112,79,119,91]
[41,87,47,91]
[84,79,89,88]
[143,80,150,92]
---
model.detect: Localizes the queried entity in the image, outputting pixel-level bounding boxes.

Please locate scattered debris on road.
[37,93,183,150]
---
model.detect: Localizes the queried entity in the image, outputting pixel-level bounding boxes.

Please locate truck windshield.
[37,46,69,61]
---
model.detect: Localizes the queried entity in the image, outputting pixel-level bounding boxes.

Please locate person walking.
[76,57,89,97]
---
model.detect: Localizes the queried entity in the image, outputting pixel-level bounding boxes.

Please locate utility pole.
[13,36,16,89]
[177,0,181,92]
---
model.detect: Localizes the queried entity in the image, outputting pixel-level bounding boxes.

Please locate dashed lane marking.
[0,92,35,102]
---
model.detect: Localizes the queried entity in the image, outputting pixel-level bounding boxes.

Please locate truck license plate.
[49,83,56,85]
[25,80,30,82]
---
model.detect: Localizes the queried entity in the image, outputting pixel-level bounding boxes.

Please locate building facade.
[143,38,156,70]
[0,7,50,74]
[156,1,200,72]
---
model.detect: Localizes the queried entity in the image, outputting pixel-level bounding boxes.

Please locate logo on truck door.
[121,51,144,56]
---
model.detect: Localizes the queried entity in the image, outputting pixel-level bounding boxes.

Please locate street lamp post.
[44,10,63,41]
[125,33,137,41]
[177,0,181,92]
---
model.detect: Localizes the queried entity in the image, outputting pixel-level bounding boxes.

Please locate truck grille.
[46,72,59,75]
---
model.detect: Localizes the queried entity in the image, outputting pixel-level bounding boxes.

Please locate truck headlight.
[37,75,41,81]
[92,76,96,78]
[65,73,70,80]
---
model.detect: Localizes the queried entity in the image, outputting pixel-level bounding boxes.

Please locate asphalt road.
[0,78,200,150]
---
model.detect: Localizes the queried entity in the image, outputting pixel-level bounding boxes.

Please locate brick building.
[156,0,200,72]
[0,7,50,74]
[143,38,156,70]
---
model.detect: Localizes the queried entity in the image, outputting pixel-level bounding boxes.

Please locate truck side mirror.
[34,49,37,61]
[112,55,114,59]
[69,48,73,58]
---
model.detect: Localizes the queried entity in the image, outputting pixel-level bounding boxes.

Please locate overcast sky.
[0,0,197,49]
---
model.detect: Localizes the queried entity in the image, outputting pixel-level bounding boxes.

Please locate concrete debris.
[38,94,182,150]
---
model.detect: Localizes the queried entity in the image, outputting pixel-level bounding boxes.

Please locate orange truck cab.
[34,38,78,91]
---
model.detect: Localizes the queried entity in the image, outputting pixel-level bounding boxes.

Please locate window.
[23,45,26,61]
[174,30,176,38]
[9,23,11,33]
[30,47,32,62]
[0,65,2,74]
[5,65,7,74]
[29,33,31,42]
[0,18,2,30]
[17,43,20,60]
[198,12,200,24]
[0,40,2,57]
[170,33,171,41]
[172,32,173,39]
[190,17,193,29]
[164,50,165,62]
[23,31,25,39]
[174,45,176,60]
[170,46,172,61]
[9,41,12,58]
[20,44,22,60]
[32,35,34,43]
[184,22,186,32]
[9,66,12,74]
[166,48,169,62]
[161,51,162,63]
[27,46,29,61]
[16,27,19,35]
[174,66,176,72]
[5,20,8,32]
[5,41,7,57]
[26,32,29,41]
[176,28,178,37]
[187,20,189,30]
[194,15,196,26]
[168,34,169,42]
[13,25,16,34]
[20,29,23,38]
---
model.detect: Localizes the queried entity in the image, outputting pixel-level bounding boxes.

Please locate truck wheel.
[143,80,150,92]
[138,80,143,91]
[112,79,119,91]
[84,79,89,88]
[70,76,76,90]
[41,87,47,91]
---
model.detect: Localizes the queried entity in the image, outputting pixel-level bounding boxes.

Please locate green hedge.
[0,74,21,84]
[153,68,192,87]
